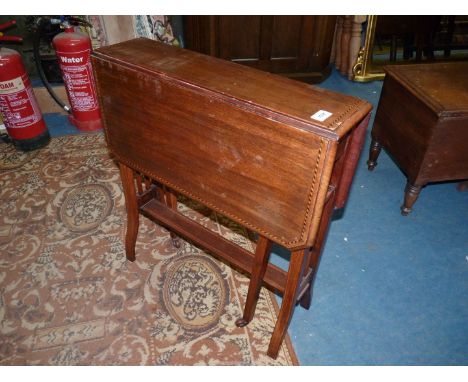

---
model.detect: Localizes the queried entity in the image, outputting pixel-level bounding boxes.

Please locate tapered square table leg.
[164,187,182,248]
[236,236,272,327]
[267,248,308,358]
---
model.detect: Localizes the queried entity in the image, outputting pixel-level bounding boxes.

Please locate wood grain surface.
[93,38,370,139]
[92,38,371,250]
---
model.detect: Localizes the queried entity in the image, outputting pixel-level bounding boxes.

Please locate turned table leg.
[267,248,308,359]
[367,139,382,171]
[119,163,140,262]
[235,236,272,327]
[401,181,423,216]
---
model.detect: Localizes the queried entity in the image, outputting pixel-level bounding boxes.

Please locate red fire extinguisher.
[53,24,102,131]
[0,47,50,151]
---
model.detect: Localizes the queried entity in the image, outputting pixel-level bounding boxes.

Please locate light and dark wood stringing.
[91,38,372,359]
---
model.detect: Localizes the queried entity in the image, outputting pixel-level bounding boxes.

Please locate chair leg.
[235,236,272,327]
[119,163,140,262]
[267,248,308,359]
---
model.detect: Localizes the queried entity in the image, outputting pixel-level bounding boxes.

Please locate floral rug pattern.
[0,134,298,365]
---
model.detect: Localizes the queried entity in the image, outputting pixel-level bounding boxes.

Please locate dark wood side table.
[367,62,468,215]
[91,38,371,358]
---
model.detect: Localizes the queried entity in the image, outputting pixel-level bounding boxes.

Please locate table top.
[93,38,371,140]
[385,62,468,118]
[92,38,372,250]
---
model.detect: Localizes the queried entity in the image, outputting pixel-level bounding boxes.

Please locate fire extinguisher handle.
[0,35,23,42]
[0,20,17,31]
[0,19,22,42]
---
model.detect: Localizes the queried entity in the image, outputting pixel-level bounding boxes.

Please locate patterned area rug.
[0,134,299,365]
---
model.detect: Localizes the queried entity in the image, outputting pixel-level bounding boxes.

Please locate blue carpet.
[43,113,81,137]
[37,68,468,365]
[271,69,468,365]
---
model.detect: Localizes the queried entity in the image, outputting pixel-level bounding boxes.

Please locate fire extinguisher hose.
[33,17,71,114]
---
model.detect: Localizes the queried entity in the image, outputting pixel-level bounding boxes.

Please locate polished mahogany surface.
[92,38,371,249]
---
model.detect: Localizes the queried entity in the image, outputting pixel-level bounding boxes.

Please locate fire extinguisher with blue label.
[53,23,102,131]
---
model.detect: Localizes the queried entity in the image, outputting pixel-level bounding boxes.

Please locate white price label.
[310,110,333,122]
